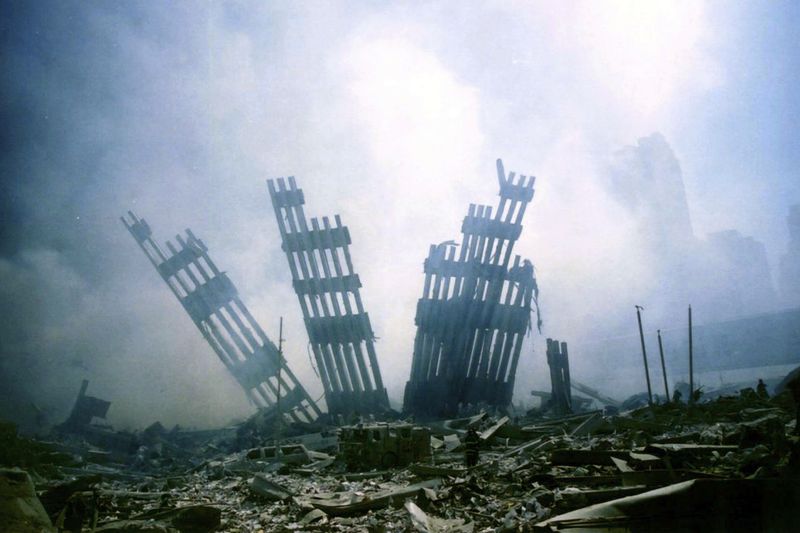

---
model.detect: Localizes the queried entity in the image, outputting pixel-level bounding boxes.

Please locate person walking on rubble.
[757,379,769,400]
[465,427,480,467]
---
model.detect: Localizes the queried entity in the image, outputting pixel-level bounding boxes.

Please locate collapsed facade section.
[59,379,110,432]
[546,339,572,415]
[121,211,321,423]
[404,160,540,419]
[268,177,390,417]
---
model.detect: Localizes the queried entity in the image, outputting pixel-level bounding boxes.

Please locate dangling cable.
[307,342,320,378]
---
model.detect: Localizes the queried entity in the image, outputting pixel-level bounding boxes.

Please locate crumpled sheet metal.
[534,478,800,532]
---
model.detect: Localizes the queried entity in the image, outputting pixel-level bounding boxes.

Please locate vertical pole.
[635,306,653,406]
[275,317,283,452]
[546,339,559,411]
[561,341,572,412]
[688,305,694,406]
[657,330,669,403]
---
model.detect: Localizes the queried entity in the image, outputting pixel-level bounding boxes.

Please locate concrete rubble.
[3,376,800,532]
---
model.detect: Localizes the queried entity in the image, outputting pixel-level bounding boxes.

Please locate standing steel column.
[267,177,390,417]
[635,305,653,406]
[403,159,540,419]
[657,329,670,403]
[688,305,694,406]
[121,211,321,423]
[546,339,572,415]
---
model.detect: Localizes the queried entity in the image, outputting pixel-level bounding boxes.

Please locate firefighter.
[756,379,769,400]
[465,427,480,467]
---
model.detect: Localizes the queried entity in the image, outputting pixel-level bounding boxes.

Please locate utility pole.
[275,316,284,453]
[688,305,694,406]
[635,305,653,406]
[657,330,669,403]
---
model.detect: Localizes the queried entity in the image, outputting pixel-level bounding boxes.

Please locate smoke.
[2,1,798,429]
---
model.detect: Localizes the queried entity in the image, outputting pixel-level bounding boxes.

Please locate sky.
[1,1,799,430]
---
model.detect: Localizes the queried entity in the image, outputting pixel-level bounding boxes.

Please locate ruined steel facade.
[122,211,321,423]
[404,160,539,418]
[268,177,390,416]
[546,339,572,415]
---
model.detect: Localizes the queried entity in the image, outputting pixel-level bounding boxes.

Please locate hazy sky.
[2,1,798,429]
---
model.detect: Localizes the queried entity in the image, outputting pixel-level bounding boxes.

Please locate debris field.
[3,385,800,532]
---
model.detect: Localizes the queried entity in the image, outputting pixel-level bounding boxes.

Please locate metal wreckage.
[123,159,540,423]
[404,160,541,419]
[4,160,800,532]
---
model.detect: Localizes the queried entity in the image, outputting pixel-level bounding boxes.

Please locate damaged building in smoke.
[7,162,800,533]
[268,177,389,417]
[404,159,541,419]
[120,164,541,422]
[121,211,321,423]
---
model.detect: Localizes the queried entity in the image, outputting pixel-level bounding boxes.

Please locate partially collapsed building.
[121,159,540,421]
[403,159,541,418]
[267,177,389,417]
[121,211,321,423]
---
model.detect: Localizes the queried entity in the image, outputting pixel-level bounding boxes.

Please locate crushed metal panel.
[121,211,321,423]
[404,159,540,419]
[267,177,390,417]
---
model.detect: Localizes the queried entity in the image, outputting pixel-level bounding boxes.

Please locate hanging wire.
[307,342,320,378]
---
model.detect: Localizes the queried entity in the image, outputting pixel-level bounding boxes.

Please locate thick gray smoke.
[2,2,799,430]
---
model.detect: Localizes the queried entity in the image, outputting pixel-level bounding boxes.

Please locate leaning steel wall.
[122,211,321,423]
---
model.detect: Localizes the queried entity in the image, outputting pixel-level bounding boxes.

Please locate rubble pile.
[3,384,800,532]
